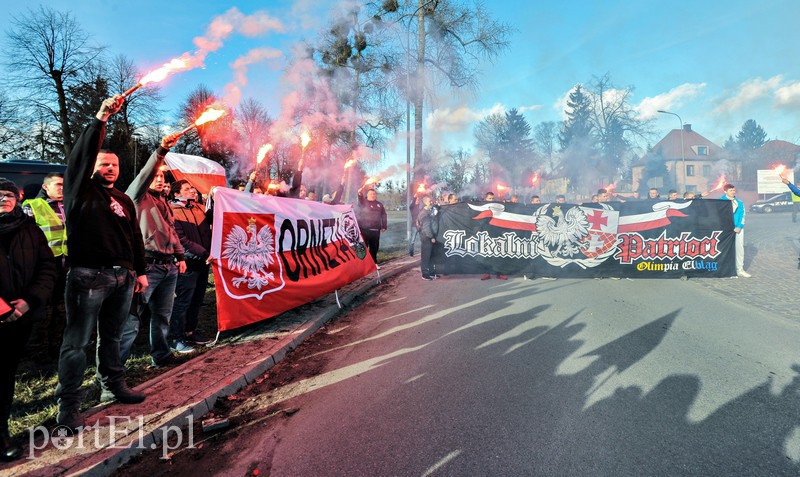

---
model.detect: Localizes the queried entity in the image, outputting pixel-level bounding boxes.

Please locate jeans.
[120,263,178,365]
[735,229,745,272]
[420,237,434,277]
[361,229,381,263]
[169,264,209,341]
[55,266,134,411]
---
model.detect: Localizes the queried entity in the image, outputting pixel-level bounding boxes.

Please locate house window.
[703,165,711,177]
[696,146,708,156]
[686,165,695,176]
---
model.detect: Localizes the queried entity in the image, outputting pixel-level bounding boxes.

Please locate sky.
[1,0,799,177]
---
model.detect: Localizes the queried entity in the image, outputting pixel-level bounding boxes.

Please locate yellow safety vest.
[23,198,67,257]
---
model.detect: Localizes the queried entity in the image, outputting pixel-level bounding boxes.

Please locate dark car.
[749,192,794,213]
[0,159,67,200]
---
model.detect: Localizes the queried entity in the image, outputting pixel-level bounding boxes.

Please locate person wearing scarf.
[0,178,56,461]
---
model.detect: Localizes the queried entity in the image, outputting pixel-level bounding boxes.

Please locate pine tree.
[559,85,594,151]
[735,119,767,150]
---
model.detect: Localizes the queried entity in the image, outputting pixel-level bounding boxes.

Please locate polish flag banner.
[165,152,227,196]
[210,188,376,331]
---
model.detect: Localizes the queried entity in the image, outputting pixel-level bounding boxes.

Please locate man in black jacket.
[356,184,387,264]
[416,195,438,280]
[55,96,148,432]
[168,180,213,348]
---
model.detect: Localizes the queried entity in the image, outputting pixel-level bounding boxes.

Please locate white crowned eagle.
[534,205,590,257]
[222,218,276,289]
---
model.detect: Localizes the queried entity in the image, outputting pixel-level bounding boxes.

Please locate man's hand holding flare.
[96,95,124,122]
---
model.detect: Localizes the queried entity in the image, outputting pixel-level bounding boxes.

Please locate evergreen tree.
[735,119,767,150]
[600,116,628,178]
[638,150,673,196]
[558,85,594,151]
[503,108,536,187]
[735,119,768,189]
[559,85,597,195]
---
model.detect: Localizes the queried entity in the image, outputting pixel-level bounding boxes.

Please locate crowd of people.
[0,95,400,461]
[409,184,754,281]
[1,92,781,461]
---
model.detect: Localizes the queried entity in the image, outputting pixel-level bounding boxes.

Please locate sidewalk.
[3,256,418,477]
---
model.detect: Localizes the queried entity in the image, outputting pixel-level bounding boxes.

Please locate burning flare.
[344,158,357,169]
[123,56,191,97]
[256,144,273,164]
[496,183,508,192]
[300,131,311,149]
[604,182,617,191]
[364,177,377,186]
[531,175,539,185]
[710,175,727,192]
[417,183,426,193]
[177,107,226,136]
[775,164,786,177]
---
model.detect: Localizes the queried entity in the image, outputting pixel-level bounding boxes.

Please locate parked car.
[0,159,67,200]
[749,192,794,213]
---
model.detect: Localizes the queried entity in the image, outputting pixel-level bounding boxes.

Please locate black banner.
[431,199,735,279]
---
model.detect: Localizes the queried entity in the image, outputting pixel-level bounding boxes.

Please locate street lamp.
[657,110,685,191]
[131,132,142,177]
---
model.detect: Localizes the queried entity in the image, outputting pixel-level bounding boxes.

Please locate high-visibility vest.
[793,189,800,203]
[23,198,67,257]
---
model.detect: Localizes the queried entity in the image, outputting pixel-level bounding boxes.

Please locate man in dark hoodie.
[119,133,186,367]
[56,96,147,432]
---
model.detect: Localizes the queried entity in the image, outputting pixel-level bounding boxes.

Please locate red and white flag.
[210,188,376,331]
[165,152,227,196]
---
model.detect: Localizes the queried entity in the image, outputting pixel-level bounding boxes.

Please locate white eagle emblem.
[534,205,590,257]
[222,217,276,289]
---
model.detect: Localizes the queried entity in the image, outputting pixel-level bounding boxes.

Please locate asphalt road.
[121,210,800,476]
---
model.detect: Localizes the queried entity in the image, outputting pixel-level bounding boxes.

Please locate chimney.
[683,124,692,132]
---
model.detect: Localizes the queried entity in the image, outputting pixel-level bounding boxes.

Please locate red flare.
[123,56,190,97]
[256,144,273,164]
[177,107,226,136]
[710,175,726,192]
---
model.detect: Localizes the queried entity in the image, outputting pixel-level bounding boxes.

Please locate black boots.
[0,430,22,462]
[100,384,146,405]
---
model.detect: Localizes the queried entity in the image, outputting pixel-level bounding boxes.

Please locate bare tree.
[586,73,654,175]
[316,3,405,153]
[236,97,273,178]
[174,85,236,170]
[533,121,559,174]
[107,54,164,140]
[403,0,511,186]
[0,88,20,156]
[4,6,104,156]
[437,147,472,193]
